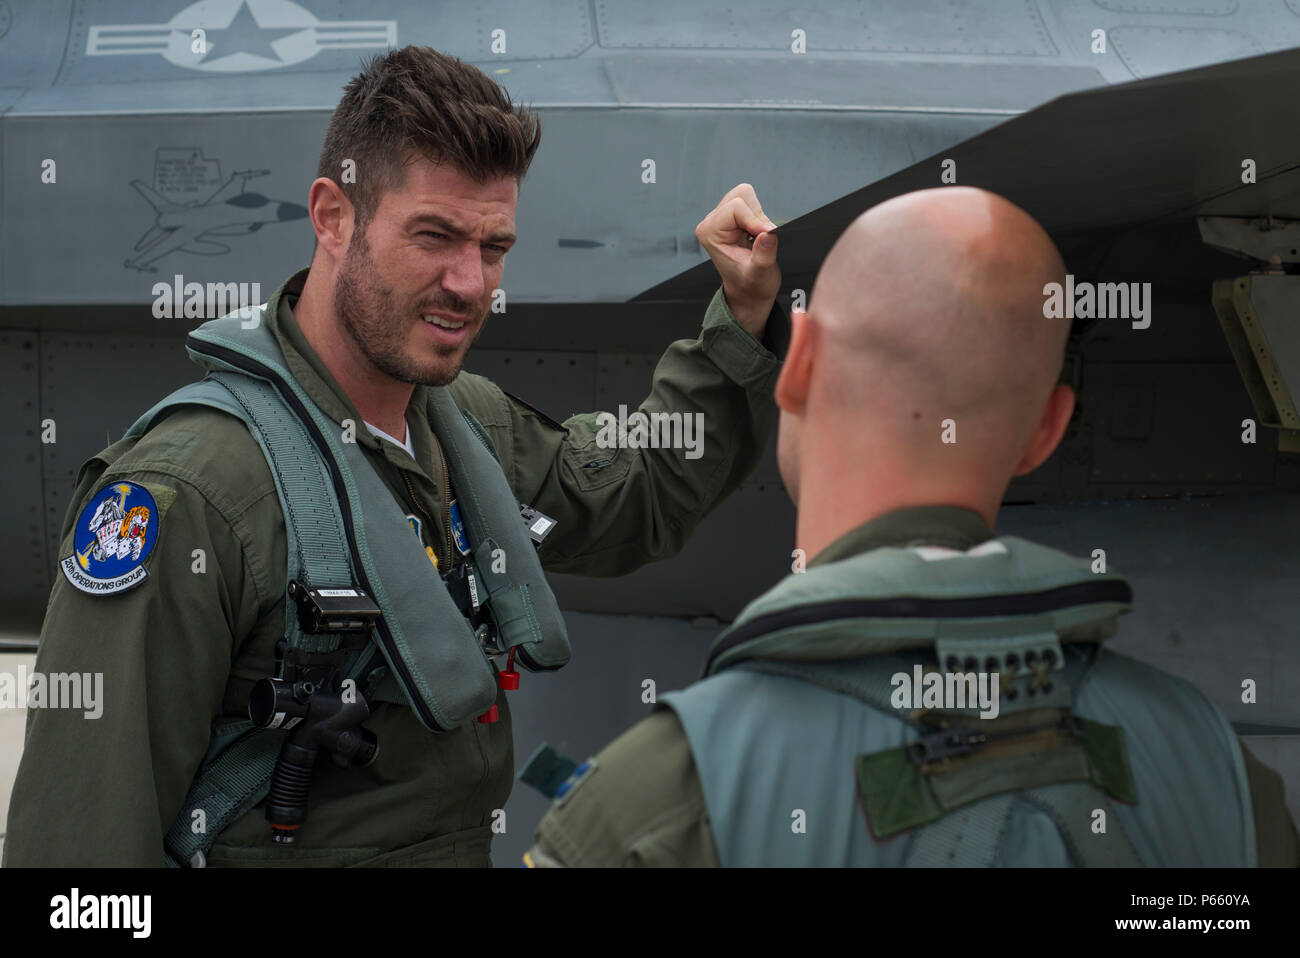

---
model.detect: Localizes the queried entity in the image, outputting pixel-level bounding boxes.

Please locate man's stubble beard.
[334,226,486,387]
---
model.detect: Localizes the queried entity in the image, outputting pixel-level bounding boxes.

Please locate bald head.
[777,187,1074,543]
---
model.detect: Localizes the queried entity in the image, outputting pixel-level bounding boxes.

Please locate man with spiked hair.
[6,46,784,867]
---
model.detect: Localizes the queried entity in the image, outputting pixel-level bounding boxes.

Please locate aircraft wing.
[8,1,1300,308]
[632,45,1300,305]
[129,179,187,214]
[131,224,172,253]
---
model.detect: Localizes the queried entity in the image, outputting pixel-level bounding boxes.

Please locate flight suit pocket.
[561,414,633,492]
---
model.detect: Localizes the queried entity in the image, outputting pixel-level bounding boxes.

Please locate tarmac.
[0,650,36,863]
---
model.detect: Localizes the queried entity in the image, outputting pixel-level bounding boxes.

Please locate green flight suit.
[528,506,1300,867]
[3,267,780,867]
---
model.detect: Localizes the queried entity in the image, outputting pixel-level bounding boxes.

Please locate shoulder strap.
[178,324,501,729]
[703,542,1132,678]
[128,376,353,656]
[665,572,1150,867]
[161,720,279,868]
[183,316,570,712]
[138,314,572,862]
[425,387,569,672]
[131,380,377,867]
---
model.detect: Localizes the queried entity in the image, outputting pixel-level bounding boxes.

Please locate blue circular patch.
[61,481,160,595]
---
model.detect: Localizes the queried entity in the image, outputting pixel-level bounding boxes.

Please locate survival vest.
[125,304,571,866]
[660,537,1256,867]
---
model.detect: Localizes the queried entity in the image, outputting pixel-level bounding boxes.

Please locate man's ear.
[307,176,352,259]
[1014,384,1075,476]
[775,309,816,414]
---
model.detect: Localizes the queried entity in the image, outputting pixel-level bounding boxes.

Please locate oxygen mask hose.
[249,674,379,843]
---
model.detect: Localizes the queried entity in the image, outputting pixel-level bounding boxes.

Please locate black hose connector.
[249,675,378,843]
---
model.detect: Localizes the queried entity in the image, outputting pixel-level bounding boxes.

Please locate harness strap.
[137,306,572,863]
[212,371,352,654]
[691,585,1143,866]
[163,722,282,868]
[1019,784,1142,867]
[132,379,380,867]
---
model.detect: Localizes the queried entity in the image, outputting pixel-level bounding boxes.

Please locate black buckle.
[908,728,987,766]
[288,579,382,634]
[907,714,1087,768]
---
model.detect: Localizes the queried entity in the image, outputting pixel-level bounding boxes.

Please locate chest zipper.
[402,436,453,573]
[432,435,454,568]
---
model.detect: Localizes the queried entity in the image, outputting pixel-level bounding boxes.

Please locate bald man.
[523,187,1299,868]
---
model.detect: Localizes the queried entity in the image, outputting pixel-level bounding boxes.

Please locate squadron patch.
[60,481,160,595]
[406,513,438,568]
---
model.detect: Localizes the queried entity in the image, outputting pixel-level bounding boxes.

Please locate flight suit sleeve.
[1239,739,1300,867]
[526,708,719,867]
[2,458,272,867]
[459,287,782,576]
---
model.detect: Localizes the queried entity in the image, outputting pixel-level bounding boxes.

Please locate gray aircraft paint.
[1,1,1298,863]
[5,0,1300,305]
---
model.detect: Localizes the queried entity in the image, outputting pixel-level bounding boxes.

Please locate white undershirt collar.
[363,418,414,459]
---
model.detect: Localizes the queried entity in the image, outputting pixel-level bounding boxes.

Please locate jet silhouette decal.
[125,167,307,272]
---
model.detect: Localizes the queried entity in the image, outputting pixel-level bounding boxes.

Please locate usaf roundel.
[60,482,160,595]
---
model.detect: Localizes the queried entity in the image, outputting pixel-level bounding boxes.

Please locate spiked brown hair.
[317,46,541,231]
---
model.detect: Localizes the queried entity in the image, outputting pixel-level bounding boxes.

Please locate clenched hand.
[696,183,781,339]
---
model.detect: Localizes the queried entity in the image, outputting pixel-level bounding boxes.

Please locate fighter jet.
[124,169,308,272]
[1,0,1298,865]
